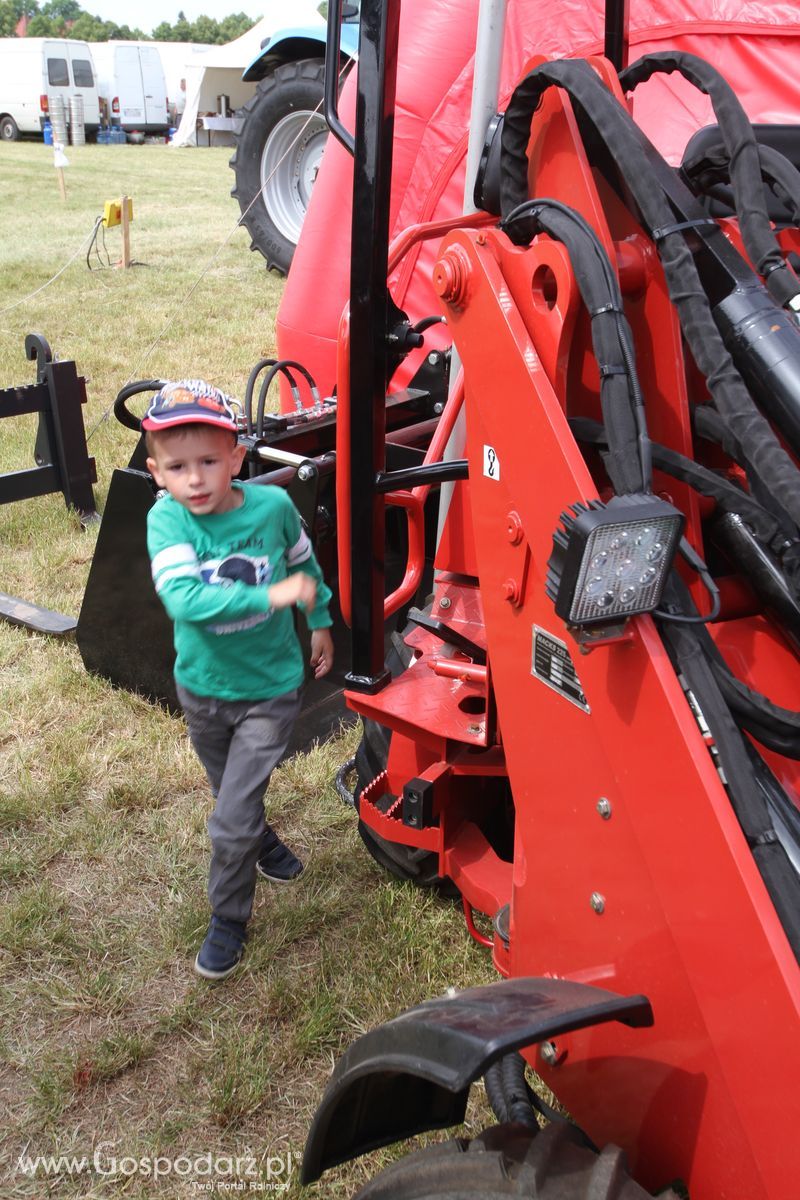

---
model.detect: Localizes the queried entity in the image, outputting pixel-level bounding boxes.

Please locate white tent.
[171,2,325,147]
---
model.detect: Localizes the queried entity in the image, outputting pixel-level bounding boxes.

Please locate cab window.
[72,59,94,87]
[47,58,69,86]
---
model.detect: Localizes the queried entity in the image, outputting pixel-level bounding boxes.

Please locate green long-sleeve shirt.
[147,482,332,701]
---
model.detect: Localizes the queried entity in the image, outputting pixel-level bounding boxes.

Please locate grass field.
[0,142,497,1197]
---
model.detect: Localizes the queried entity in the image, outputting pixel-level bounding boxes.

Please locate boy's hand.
[310,628,334,679]
[268,573,317,612]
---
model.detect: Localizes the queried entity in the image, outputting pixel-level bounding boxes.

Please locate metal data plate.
[531,625,590,713]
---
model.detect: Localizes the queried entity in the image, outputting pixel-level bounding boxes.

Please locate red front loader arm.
[338,56,800,1200]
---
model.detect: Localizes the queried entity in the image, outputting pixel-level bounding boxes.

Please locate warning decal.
[483,445,500,480]
[531,625,590,713]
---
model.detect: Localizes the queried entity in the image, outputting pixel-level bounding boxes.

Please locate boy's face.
[147,425,246,516]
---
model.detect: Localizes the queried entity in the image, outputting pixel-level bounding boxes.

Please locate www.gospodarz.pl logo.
[15,1143,297,1190]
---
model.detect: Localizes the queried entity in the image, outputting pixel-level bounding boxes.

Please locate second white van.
[92,42,168,134]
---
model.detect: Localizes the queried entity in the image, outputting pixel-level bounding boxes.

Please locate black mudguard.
[301,977,653,1183]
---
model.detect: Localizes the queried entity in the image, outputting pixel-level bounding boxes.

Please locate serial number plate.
[532,625,590,713]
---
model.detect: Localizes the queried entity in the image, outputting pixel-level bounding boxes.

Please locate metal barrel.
[69,94,85,145]
[50,95,68,147]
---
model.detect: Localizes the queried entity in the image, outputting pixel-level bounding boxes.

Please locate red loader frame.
[304,0,800,1196]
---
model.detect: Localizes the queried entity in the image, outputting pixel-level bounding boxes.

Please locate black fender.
[301,977,653,1183]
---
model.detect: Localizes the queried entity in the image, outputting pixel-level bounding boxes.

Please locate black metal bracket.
[0,333,98,520]
[407,605,487,663]
[301,977,653,1183]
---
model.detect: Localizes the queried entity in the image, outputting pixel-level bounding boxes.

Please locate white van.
[0,37,100,140]
[92,42,168,134]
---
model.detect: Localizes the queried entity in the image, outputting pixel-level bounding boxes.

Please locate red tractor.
[293,0,800,1196]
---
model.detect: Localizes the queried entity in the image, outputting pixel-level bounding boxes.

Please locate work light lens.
[567,510,681,625]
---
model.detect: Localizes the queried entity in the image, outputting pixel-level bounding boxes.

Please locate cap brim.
[141,413,238,432]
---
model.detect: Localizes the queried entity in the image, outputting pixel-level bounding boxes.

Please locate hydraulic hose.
[501,198,650,494]
[500,57,800,539]
[682,139,800,230]
[619,53,800,310]
[659,580,800,957]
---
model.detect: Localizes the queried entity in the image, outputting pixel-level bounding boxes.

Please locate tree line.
[0,1,256,43]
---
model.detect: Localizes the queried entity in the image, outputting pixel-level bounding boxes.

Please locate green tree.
[41,0,81,19]
[219,12,254,41]
[191,14,220,43]
[0,1,22,35]
[26,10,59,33]
[67,11,106,38]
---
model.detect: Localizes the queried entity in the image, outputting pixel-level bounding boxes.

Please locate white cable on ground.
[0,218,103,319]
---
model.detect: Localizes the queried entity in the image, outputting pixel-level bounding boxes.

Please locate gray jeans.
[176,683,303,924]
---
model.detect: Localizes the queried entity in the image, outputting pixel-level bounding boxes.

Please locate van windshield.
[47,58,69,87]
[72,59,94,87]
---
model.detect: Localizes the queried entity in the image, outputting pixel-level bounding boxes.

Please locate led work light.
[546,494,684,628]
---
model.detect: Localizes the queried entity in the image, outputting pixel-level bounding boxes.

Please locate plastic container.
[96,127,109,145]
[42,120,52,145]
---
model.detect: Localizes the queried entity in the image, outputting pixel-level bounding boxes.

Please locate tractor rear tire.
[1,115,19,141]
[354,628,458,894]
[352,1123,673,1199]
[229,58,327,274]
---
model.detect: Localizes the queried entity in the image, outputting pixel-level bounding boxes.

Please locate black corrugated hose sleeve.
[483,1060,509,1124]
[501,1054,539,1129]
[502,200,648,494]
[620,52,800,309]
[499,57,800,537]
[682,139,800,229]
[568,414,794,555]
[659,579,800,959]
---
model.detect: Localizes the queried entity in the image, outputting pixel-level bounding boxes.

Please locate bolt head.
[502,578,520,604]
[596,798,612,820]
[439,596,452,609]
[506,511,524,545]
[433,247,470,306]
[590,892,606,914]
[540,1041,559,1066]
[297,464,315,482]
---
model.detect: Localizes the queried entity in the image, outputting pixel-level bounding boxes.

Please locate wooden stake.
[121,194,131,268]
[56,166,66,200]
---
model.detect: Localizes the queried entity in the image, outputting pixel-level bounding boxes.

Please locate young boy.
[144,379,334,980]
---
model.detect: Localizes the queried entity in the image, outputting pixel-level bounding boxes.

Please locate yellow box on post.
[102,197,134,228]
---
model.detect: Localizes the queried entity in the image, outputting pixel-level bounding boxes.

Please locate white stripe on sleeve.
[286,529,312,566]
[151,543,199,576]
[155,563,202,591]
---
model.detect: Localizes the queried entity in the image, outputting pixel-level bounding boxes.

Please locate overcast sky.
[85,2,257,35]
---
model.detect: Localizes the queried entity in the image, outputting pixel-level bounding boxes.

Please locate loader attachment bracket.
[301,977,652,1182]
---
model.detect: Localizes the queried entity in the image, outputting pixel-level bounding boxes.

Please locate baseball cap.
[142,379,240,433]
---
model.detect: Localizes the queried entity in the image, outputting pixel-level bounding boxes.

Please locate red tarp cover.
[277,0,800,404]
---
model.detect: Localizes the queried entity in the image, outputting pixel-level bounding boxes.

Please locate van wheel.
[1,116,19,142]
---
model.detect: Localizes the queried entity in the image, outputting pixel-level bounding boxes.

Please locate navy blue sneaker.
[256,826,303,883]
[194,916,246,980]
